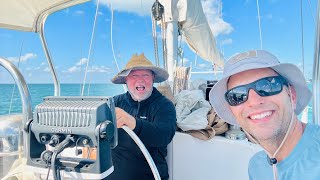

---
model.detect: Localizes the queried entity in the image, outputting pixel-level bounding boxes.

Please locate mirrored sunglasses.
[225,76,288,106]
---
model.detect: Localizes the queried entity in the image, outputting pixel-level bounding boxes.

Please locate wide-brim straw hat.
[111,53,169,84]
[209,50,312,126]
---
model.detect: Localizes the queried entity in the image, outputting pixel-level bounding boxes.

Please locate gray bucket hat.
[209,50,312,126]
[111,53,169,84]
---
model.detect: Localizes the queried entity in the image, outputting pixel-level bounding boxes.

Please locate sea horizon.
[0,83,314,123]
[0,83,125,115]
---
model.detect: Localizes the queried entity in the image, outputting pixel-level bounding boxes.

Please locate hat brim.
[111,66,169,84]
[209,63,312,126]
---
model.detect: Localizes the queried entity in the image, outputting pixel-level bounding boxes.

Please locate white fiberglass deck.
[167,132,261,180]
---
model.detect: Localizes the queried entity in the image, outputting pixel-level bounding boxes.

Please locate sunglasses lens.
[255,77,283,96]
[225,76,285,106]
[225,86,248,106]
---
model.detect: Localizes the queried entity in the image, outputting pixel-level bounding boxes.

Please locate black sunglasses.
[225,76,288,106]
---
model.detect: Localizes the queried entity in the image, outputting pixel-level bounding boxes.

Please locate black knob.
[40,134,50,143]
[99,121,114,140]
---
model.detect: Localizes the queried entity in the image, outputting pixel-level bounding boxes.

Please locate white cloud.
[7,53,37,63]
[198,63,208,68]
[65,57,111,73]
[98,0,153,16]
[21,53,37,62]
[178,57,190,66]
[97,0,232,37]
[88,66,111,73]
[201,0,233,37]
[40,62,46,66]
[221,38,232,45]
[76,58,89,66]
[25,66,50,72]
[192,61,217,71]
[43,67,50,72]
[66,66,80,73]
[65,65,111,73]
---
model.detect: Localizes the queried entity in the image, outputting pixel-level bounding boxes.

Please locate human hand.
[115,107,136,130]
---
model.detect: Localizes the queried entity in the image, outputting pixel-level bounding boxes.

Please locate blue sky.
[0,0,317,84]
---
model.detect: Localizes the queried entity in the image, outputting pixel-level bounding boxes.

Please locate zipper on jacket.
[135,102,141,119]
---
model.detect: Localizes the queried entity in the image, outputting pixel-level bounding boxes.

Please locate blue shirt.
[249,123,320,180]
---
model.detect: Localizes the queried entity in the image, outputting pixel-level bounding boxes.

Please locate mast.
[313,0,320,125]
[165,22,178,82]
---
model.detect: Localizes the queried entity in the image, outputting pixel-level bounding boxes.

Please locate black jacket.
[107,87,176,180]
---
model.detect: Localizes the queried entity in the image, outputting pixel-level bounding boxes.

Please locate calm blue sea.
[0,83,314,122]
[0,84,125,115]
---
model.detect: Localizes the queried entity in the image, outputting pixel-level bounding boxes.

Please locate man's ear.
[286,85,297,108]
[152,73,155,83]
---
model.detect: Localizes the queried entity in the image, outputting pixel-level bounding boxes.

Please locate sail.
[0,0,89,32]
[159,0,224,68]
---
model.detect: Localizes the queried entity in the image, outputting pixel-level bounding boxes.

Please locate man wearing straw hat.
[108,53,176,180]
[209,50,320,179]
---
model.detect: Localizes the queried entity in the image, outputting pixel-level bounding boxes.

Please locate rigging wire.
[8,41,24,114]
[151,0,165,69]
[300,0,305,74]
[86,48,96,95]
[307,0,316,25]
[81,0,100,96]
[176,25,185,67]
[110,5,127,92]
[79,57,84,95]
[256,0,263,49]
[178,30,184,66]
[300,0,310,124]
[79,18,86,95]
[161,19,167,70]
[151,12,160,67]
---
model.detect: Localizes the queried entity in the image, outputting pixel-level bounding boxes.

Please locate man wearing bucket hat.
[107,53,176,180]
[209,50,320,179]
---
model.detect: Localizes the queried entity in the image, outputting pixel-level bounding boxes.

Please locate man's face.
[227,68,295,143]
[126,69,154,101]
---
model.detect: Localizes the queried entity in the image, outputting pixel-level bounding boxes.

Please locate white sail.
[159,0,224,68]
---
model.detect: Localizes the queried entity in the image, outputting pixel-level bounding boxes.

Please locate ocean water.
[0,84,125,115]
[0,83,314,122]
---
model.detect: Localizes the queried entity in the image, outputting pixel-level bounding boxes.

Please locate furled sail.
[159,0,224,68]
